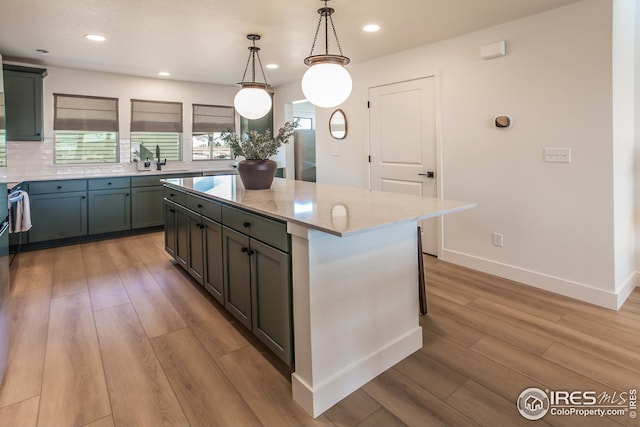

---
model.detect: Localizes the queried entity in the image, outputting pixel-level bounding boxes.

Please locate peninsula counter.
[163,175,475,417]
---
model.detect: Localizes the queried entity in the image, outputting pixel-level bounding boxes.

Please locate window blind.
[192,104,235,132]
[131,99,182,132]
[54,94,118,131]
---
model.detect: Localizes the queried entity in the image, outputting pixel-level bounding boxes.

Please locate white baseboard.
[441,249,635,310]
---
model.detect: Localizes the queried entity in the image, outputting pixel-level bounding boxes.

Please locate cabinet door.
[3,68,43,141]
[29,191,87,242]
[175,204,188,269]
[164,200,177,257]
[203,217,223,304]
[88,189,131,235]
[250,239,292,366]
[132,186,164,228]
[187,210,204,284]
[222,226,251,329]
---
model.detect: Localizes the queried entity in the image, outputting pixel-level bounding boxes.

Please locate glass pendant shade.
[234,85,272,120]
[302,62,352,108]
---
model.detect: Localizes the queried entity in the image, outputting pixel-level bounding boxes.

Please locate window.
[192,104,235,160]
[130,99,182,161]
[294,116,313,130]
[54,94,119,164]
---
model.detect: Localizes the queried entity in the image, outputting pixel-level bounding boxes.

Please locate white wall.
[275,0,633,308]
[612,0,636,306]
[6,65,239,181]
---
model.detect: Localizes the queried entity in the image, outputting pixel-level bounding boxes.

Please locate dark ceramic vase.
[237,159,277,190]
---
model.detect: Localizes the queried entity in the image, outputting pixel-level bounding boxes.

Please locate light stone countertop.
[164,175,476,237]
[7,168,237,189]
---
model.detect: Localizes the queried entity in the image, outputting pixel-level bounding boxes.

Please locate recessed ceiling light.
[36,49,50,55]
[363,24,380,33]
[85,34,106,42]
[158,71,171,77]
[265,64,278,69]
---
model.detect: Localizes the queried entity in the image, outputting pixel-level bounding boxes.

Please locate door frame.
[366,71,445,258]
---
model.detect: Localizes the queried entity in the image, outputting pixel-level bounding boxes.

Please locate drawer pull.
[108,182,112,185]
[57,185,62,190]
[197,204,203,209]
[243,221,251,228]
[170,193,176,197]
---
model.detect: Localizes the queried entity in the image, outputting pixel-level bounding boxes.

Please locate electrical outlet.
[492,232,504,247]
[544,147,571,163]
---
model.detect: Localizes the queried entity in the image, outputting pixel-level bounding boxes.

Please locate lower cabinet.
[88,189,131,235]
[223,226,292,365]
[164,187,293,366]
[29,191,87,242]
[164,200,188,268]
[132,186,164,228]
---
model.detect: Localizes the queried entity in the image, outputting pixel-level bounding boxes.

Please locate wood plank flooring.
[0,232,638,426]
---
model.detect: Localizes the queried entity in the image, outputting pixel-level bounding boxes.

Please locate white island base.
[288,220,422,417]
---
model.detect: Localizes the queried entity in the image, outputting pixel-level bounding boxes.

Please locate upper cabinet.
[2,64,46,141]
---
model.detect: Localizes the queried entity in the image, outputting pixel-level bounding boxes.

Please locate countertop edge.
[163,180,477,237]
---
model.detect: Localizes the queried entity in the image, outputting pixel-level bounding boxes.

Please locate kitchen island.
[163,175,475,417]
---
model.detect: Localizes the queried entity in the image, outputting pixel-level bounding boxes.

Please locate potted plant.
[221,120,298,189]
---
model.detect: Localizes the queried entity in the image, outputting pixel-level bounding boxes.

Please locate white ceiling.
[0,0,581,87]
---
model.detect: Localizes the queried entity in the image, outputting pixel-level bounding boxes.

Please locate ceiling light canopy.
[302,0,352,108]
[233,34,272,120]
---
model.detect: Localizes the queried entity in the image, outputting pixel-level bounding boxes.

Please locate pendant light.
[234,34,272,120]
[302,0,352,108]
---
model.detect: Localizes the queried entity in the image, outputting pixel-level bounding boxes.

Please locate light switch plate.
[544,147,571,163]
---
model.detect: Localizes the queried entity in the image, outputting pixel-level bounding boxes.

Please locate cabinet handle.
[241,247,248,253]
[57,186,62,190]
[247,249,255,256]
[169,208,176,213]
[200,224,205,229]
[170,193,176,197]
[243,221,251,228]
[196,223,201,228]
[81,196,86,199]
[125,193,130,196]
[197,204,203,209]
[108,182,112,185]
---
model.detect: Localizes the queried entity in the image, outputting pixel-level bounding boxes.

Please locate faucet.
[155,145,166,170]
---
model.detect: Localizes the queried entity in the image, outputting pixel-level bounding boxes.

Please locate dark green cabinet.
[163,199,188,268]
[132,186,164,228]
[164,183,293,366]
[164,200,177,257]
[29,191,87,242]
[3,65,45,141]
[187,210,205,283]
[222,225,292,365]
[223,227,252,329]
[88,189,131,235]
[250,238,292,365]
[203,217,224,303]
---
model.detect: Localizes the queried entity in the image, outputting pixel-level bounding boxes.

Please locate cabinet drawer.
[185,194,221,222]
[163,186,186,205]
[29,179,87,194]
[222,205,288,252]
[88,177,130,190]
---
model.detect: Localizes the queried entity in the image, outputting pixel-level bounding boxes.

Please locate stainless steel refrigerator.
[0,54,9,384]
[294,129,316,182]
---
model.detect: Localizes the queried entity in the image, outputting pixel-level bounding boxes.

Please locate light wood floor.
[0,232,638,427]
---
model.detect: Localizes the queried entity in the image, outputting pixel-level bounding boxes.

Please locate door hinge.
[368,155,371,163]
[367,101,370,108]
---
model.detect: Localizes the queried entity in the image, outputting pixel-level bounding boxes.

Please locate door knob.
[418,171,435,178]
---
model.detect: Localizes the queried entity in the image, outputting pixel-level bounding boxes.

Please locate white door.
[369,77,438,255]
